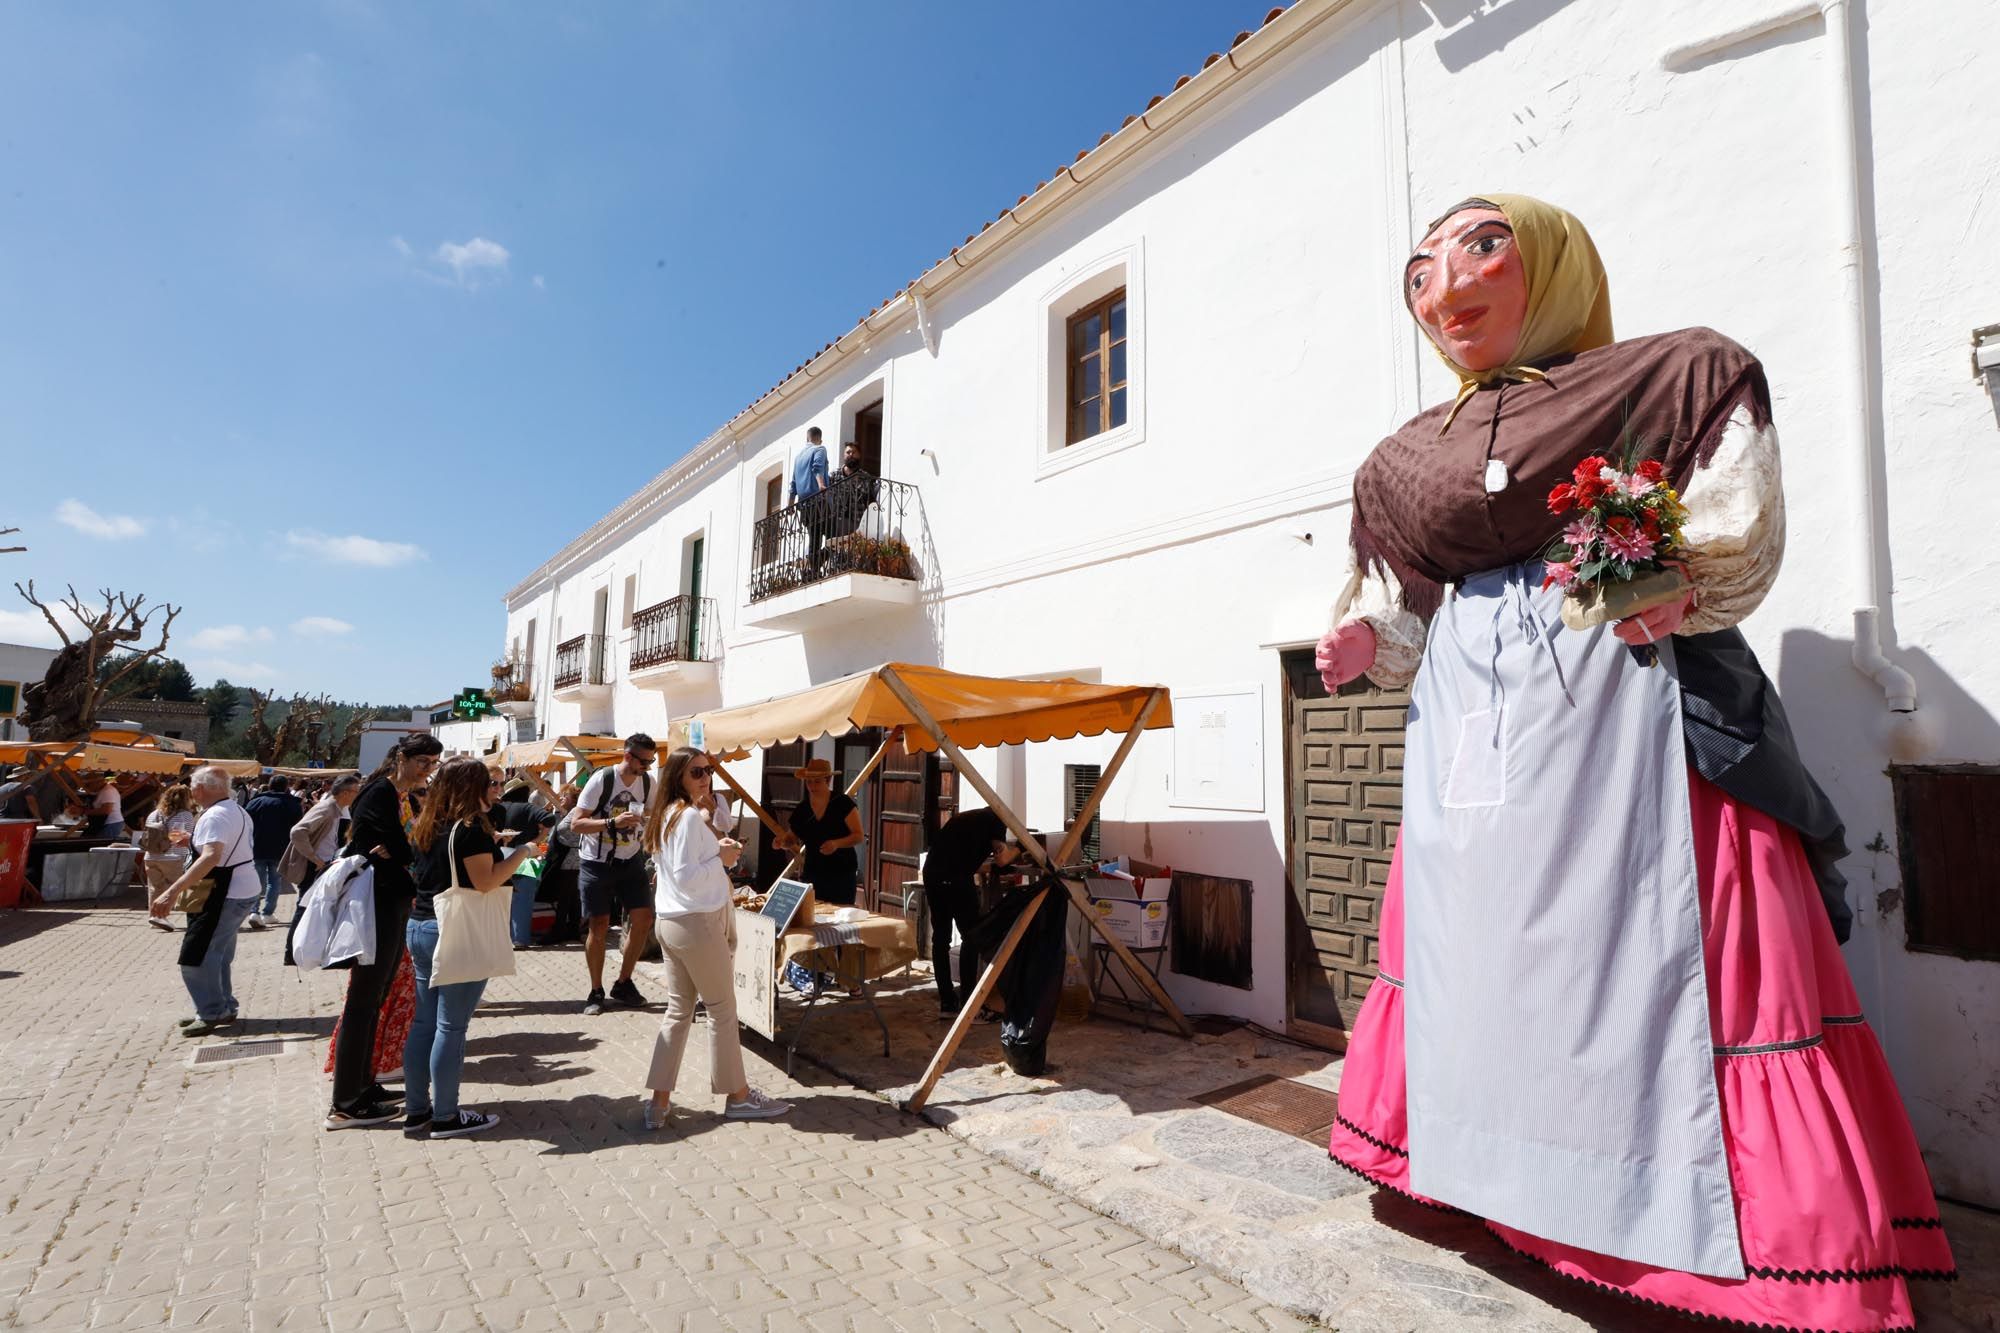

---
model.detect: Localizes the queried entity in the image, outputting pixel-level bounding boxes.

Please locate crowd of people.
[146,732,792,1140]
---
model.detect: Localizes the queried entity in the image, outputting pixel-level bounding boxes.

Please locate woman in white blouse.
[638,747,791,1129]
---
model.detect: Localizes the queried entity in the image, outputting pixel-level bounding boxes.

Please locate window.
[1066,289,1128,445]
[1064,763,1102,864]
[0,682,16,716]
[1891,765,2000,961]
[621,574,639,630]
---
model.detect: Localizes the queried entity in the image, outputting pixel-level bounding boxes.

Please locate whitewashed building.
[500,0,2000,1203]
[0,642,59,743]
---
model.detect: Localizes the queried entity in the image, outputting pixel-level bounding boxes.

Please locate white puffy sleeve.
[1677,406,1785,634]
[1331,549,1428,691]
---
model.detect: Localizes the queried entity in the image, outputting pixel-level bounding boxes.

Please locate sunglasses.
[688,766,713,780]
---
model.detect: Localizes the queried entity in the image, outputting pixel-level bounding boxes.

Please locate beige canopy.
[486,735,626,772]
[0,740,191,776]
[189,757,264,779]
[691,662,1174,755]
[267,766,357,780]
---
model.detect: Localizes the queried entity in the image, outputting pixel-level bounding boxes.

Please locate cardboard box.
[1084,859,1172,950]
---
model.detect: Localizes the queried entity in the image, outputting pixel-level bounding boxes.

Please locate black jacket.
[342,777,416,905]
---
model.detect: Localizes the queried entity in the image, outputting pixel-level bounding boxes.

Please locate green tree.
[203,680,243,733]
[102,654,198,701]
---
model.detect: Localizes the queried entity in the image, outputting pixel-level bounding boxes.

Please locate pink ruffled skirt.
[1328,768,1955,1332]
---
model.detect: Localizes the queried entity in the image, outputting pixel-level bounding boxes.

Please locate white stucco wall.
[500,0,2000,1201]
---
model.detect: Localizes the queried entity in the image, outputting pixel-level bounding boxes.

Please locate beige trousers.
[145,859,185,915]
[644,907,745,1097]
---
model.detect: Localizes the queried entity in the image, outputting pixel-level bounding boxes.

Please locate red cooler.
[0,819,34,909]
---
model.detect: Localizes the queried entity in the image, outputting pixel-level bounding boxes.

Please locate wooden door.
[1282,650,1408,1042]
[853,400,883,477]
[865,733,956,918]
[756,740,808,891]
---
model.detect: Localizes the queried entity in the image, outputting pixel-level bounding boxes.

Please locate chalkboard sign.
[760,877,813,931]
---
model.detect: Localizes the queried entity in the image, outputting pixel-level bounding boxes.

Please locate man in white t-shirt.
[165,766,259,1036]
[571,734,657,1016]
[91,776,126,840]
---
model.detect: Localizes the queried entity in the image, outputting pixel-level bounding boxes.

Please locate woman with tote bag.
[403,758,533,1140]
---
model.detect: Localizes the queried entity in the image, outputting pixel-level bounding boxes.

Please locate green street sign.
[453,687,497,720]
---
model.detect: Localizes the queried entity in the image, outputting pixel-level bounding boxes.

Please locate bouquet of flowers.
[1542,440,1692,636]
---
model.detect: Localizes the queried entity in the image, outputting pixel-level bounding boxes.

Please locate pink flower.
[1542,557,1580,590]
[1562,518,1600,553]
[1601,516,1657,563]
[1616,470,1657,500]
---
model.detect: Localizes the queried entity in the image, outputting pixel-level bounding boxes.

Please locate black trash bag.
[976,883,1070,1076]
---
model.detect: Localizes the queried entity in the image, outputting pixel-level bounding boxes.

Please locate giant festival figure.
[1320,194,1955,1331]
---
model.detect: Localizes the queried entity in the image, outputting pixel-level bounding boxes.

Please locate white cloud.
[390,235,414,259]
[284,529,426,568]
[0,607,63,649]
[292,615,354,637]
[55,499,148,540]
[436,236,510,288]
[188,624,274,651]
[189,657,279,684]
[532,274,546,291]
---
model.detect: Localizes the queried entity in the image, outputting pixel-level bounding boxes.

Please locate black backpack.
[588,770,650,863]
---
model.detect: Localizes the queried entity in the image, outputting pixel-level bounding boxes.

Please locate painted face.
[1404,206,1527,373]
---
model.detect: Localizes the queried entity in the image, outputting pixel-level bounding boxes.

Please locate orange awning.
[690,662,1173,755]
[488,735,626,772]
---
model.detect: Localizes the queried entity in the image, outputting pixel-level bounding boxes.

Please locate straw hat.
[796,758,835,780]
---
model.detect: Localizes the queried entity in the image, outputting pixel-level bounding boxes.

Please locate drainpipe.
[1819,0,1931,759]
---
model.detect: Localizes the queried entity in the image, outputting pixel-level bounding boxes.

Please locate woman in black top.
[325,735,442,1130]
[403,757,533,1140]
[780,758,864,905]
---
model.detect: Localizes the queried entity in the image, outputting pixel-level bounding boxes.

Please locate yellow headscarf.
[1419,193,1615,431]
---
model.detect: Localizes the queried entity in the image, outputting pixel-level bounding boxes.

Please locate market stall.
[689,662,1180,1111]
[0,739,190,903]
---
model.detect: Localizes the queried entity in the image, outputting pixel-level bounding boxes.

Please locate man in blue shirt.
[789,426,829,502]
[789,426,832,575]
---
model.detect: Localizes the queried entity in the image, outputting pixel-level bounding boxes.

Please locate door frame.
[1280,649,1349,1051]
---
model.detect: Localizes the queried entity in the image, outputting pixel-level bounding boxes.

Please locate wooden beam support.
[878,672,1188,1113]
[712,761,787,842]
[903,887,1049,1115]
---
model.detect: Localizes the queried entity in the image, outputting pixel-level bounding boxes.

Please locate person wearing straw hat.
[776,757,864,907]
[1318,194,1951,1329]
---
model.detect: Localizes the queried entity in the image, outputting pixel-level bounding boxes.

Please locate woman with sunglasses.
[637,747,791,1129]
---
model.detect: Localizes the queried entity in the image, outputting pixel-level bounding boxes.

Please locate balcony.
[489,655,535,720]
[744,473,924,631]
[552,633,611,703]
[628,595,721,693]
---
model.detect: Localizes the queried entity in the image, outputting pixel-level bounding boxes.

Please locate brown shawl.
[1350,327,1771,620]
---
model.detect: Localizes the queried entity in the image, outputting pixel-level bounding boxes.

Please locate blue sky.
[1,1,1278,704]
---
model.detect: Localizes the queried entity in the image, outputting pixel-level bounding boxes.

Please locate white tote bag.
[430,823,517,987]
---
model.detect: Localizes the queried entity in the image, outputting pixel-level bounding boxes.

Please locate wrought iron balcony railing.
[489,653,532,702]
[630,595,720,671]
[749,472,920,603]
[552,633,610,691]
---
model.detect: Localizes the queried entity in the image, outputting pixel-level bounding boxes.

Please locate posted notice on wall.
[1170,685,1264,812]
[732,909,778,1041]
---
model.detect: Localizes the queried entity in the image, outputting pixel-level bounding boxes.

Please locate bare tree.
[14,582,182,742]
[247,691,342,767]
[0,527,22,556]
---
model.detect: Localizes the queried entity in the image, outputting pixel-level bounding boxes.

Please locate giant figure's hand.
[1315,620,1378,692]
[1613,591,1694,646]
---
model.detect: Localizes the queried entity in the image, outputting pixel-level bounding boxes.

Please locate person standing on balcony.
[572,734,658,1015]
[790,426,831,575]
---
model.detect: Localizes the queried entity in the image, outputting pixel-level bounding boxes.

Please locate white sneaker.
[724,1088,791,1120]
[245,913,268,931]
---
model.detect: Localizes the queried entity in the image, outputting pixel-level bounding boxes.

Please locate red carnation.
[1574,474,1609,506]
[1546,482,1577,514]
[1639,509,1662,541]
[1573,455,1610,485]
[1636,459,1666,484]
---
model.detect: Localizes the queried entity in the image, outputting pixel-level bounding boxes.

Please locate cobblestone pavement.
[0,899,1311,1332]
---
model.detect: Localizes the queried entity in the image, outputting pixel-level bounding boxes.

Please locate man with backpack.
[571,734,658,1015]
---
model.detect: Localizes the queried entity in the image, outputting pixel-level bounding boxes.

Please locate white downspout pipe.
[1666,3,1924,753]
[1820,0,1930,758]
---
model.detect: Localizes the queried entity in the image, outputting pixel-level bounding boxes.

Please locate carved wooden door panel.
[1283,651,1409,1036]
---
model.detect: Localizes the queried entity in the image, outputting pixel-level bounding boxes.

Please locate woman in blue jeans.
[404,758,534,1139]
